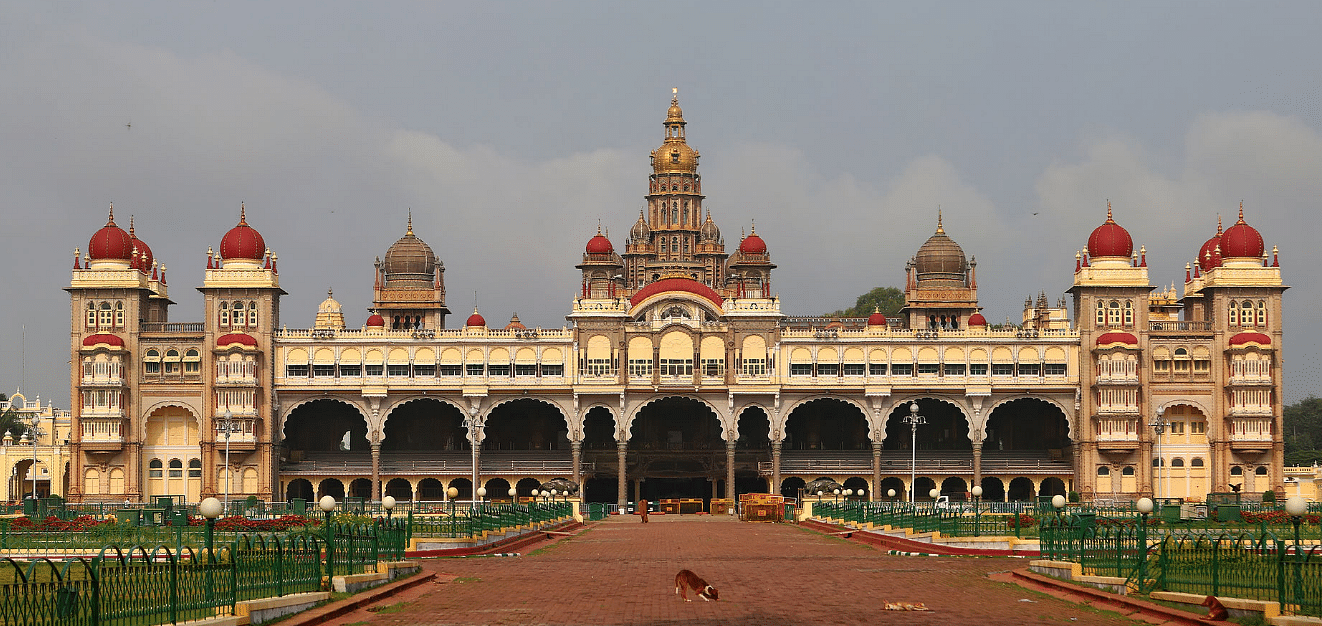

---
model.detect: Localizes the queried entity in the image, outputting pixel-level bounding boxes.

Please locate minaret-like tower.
[372,214,449,329]
[623,89,728,289]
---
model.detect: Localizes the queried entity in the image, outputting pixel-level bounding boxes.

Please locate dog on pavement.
[1201,595,1228,621]
[674,569,718,601]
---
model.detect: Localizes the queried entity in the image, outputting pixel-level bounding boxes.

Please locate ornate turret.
[372,213,449,329]
[900,211,980,330]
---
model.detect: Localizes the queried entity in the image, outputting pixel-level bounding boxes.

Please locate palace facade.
[65,94,1287,507]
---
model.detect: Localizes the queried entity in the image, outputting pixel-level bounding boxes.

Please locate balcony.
[141,322,206,334]
[80,420,124,451]
[1149,321,1214,333]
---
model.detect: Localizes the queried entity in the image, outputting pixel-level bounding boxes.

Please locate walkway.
[323,514,1144,625]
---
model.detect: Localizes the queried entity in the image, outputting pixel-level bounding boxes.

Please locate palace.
[65,93,1287,507]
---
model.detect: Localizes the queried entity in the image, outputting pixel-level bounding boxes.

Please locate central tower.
[623,89,728,289]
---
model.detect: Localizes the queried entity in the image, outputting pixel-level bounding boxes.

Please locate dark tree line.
[1285,396,1322,466]
[825,286,905,318]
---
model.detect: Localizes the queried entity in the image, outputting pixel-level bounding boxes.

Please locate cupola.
[1219,204,1265,262]
[465,307,486,328]
[87,204,134,264]
[1086,202,1133,259]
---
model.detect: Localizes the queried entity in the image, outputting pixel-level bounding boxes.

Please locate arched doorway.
[979,477,1006,502]
[736,407,771,450]
[483,478,513,502]
[285,478,313,502]
[382,399,466,451]
[448,477,472,500]
[630,397,723,502]
[142,406,202,501]
[914,476,937,500]
[879,477,905,500]
[349,478,373,500]
[418,478,445,501]
[843,477,869,499]
[483,400,569,451]
[385,478,412,501]
[883,399,970,450]
[1007,477,1035,501]
[1040,477,1066,498]
[780,476,806,499]
[317,478,345,500]
[784,399,869,451]
[940,477,968,499]
[285,400,369,452]
[984,398,1071,451]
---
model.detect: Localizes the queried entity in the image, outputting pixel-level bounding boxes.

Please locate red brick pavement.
[320,515,1147,626]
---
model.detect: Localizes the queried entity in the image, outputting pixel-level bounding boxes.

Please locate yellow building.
[63,93,1292,507]
[1,391,72,501]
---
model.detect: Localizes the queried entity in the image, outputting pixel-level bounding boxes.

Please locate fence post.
[169,548,179,625]
[230,542,238,612]
[1211,539,1220,597]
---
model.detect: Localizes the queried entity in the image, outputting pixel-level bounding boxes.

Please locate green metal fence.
[406,502,572,538]
[813,501,1027,538]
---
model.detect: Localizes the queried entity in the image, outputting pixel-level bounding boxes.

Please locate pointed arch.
[625,394,729,442]
[986,394,1077,442]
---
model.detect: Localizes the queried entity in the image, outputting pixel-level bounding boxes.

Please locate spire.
[128,215,135,237]
[936,208,944,234]
[672,87,678,106]
[328,287,334,299]
[1106,199,1113,223]
[1237,200,1245,223]
[107,203,116,226]
[1217,214,1223,235]
[406,210,413,236]
[239,202,248,226]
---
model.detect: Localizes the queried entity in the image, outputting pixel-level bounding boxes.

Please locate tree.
[825,286,905,318]
[1284,396,1322,466]
[0,393,27,440]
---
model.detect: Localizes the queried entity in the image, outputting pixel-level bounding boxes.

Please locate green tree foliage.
[1284,396,1322,466]
[825,286,905,318]
[0,393,27,439]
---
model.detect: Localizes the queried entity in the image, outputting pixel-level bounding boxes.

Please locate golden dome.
[315,288,346,330]
[652,89,699,175]
[914,213,967,284]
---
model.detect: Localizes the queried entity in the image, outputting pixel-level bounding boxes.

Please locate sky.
[2,2,1320,407]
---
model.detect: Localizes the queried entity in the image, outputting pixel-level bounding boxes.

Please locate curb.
[276,571,438,626]
[800,519,1035,558]
[406,520,585,558]
[1001,568,1225,626]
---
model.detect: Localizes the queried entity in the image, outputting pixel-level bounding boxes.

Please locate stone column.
[972,442,983,492]
[726,440,736,508]
[371,443,382,500]
[571,440,583,488]
[771,440,783,497]
[871,442,882,502]
[616,441,627,509]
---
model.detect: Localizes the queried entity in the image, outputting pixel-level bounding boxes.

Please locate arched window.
[232,302,244,329]
[1096,301,1106,325]
[115,301,124,328]
[1255,301,1266,326]
[1123,301,1133,326]
[148,459,164,478]
[1230,466,1243,476]
[99,302,113,328]
[1107,300,1121,325]
[168,459,183,478]
[184,349,200,374]
[1171,458,1185,467]
[1096,466,1110,476]
[86,302,96,329]
[144,349,161,375]
[248,301,258,327]
[219,302,229,327]
[188,458,202,478]
[164,349,181,374]
[1152,457,1164,467]
[1191,457,1205,467]
[1255,466,1268,476]
[1122,466,1135,476]
[671,237,678,253]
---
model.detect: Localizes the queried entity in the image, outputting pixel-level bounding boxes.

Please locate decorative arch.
[881,395,972,443]
[381,395,467,426]
[139,400,202,440]
[279,395,371,433]
[733,403,773,449]
[781,395,874,439]
[1156,398,1212,419]
[985,394,1076,441]
[487,395,575,435]
[625,394,729,442]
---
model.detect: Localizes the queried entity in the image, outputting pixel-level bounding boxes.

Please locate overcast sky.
[2,2,1320,407]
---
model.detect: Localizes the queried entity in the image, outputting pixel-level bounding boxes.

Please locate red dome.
[1229,332,1271,346]
[867,311,887,326]
[585,229,614,255]
[1219,208,1264,259]
[1197,234,1223,271]
[466,309,486,327]
[216,333,257,347]
[1097,332,1139,346]
[128,218,153,271]
[219,206,266,260]
[88,207,133,261]
[968,313,988,326]
[82,333,124,347]
[739,233,767,255]
[1086,205,1133,258]
[365,313,385,327]
[629,277,724,308]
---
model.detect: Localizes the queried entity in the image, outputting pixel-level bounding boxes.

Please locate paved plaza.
[322,515,1147,626]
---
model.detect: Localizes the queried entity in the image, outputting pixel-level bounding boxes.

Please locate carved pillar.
[771,440,782,497]
[571,440,583,488]
[725,440,736,508]
[871,442,882,502]
[616,441,627,509]
[972,442,983,490]
[371,442,382,500]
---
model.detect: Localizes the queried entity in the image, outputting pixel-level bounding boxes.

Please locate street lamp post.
[319,495,337,585]
[199,497,222,603]
[1136,497,1154,586]
[1286,496,1307,607]
[382,495,396,523]
[1151,409,1167,501]
[216,409,237,515]
[25,418,45,500]
[508,487,517,503]
[902,403,926,503]
[971,485,984,536]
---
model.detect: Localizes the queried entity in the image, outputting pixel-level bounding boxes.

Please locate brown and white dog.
[1201,595,1228,621]
[674,569,718,601]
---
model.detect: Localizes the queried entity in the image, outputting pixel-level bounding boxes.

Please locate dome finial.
[936,207,944,234]
[239,202,247,225]
[672,87,678,105]
[1238,200,1245,223]
[407,209,413,236]
[1217,214,1223,235]
[128,215,135,237]
[328,287,334,298]
[107,203,116,226]
[750,219,756,234]
[597,219,602,235]
[1106,199,1113,223]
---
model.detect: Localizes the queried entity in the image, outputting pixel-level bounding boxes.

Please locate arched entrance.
[1040,477,1067,498]
[385,478,412,501]
[382,399,466,451]
[349,478,373,500]
[483,399,569,451]
[882,399,970,450]
[483,477,512,502]
[285,400,369,452]
[1007,477,1035,501]
[780,476,806,499]
[879,476,905,500]
[285,478,313,502]
[142,405,202,501]
[448,477,472,500]
[630,398,723,502]
[784,399,869,451]
[984,398,1071,451]
[418,478,445,501]
[843,477,869,499]
[317,478,345,500]
[979,476,1006,502]
[940,477,968,498]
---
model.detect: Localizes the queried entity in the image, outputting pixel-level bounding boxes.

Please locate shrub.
[1261,490,1277,503]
